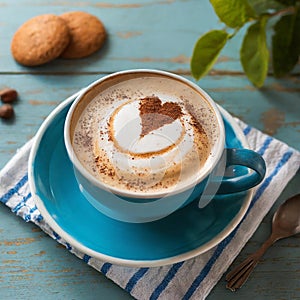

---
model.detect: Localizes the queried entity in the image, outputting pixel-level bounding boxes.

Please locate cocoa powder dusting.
[190,115,205,135]
[184,102,205,135]
[139,96,182,137]
[95,154,116,178]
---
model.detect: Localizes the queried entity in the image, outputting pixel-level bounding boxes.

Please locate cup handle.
[213,148,266,194]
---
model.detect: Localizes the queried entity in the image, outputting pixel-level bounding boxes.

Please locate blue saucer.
[29,95,252,267]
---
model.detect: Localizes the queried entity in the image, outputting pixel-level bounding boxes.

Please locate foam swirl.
[72,75,217,195]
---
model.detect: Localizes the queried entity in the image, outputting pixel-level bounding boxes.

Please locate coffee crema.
[71,75,218,194]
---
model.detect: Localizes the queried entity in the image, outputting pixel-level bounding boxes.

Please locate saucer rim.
[28,92,253,267]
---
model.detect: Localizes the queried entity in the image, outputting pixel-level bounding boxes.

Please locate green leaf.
[191,30,229,80]
[210,0,257,28]
[272,9,300,77]
[240,17,269,87]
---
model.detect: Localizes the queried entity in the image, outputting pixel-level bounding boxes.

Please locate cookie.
[59,11,106,59]
[11,14,70,66]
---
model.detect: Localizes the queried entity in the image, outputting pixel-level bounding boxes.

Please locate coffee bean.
[0,104,14,119]
[0,88,18,103]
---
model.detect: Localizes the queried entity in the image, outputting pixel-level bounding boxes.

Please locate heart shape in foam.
[139,96,182,137]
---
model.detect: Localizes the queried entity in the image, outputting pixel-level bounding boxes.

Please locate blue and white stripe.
[0,121,299,300]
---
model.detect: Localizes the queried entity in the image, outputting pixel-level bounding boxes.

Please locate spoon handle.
[225,233,278,291]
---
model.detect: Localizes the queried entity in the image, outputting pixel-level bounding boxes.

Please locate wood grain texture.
[0,206,131,300]
[209,173,300,300]
[0,0,299,299]
[1,0,298,75]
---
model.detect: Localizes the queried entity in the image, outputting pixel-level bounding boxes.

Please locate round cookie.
[60,11,106,59]
[11,14,70,67]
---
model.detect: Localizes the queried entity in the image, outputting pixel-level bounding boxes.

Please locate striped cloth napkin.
[0,112,299,300]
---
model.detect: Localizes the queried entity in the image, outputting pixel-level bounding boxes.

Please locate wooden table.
[1,1,299,299]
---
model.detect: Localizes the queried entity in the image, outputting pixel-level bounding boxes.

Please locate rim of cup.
[64,69,225,199]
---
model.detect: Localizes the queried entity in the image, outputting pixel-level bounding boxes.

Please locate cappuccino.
[70,73,219,195]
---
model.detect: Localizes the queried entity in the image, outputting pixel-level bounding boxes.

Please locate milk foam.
[72,75,218,194]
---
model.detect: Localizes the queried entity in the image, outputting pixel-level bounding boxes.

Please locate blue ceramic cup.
[64,70,266,223]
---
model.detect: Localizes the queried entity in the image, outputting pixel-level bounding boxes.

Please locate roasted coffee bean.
[0,88,18,103]
[0,104,14,119]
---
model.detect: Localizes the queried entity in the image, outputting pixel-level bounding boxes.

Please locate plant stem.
[228,27,240,39]
[267,6,295,18]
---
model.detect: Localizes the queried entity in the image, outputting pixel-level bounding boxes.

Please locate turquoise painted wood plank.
[2,0,297,74]
[209,172,300,300]
[0,205,132,300]
[0,0,215,72]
